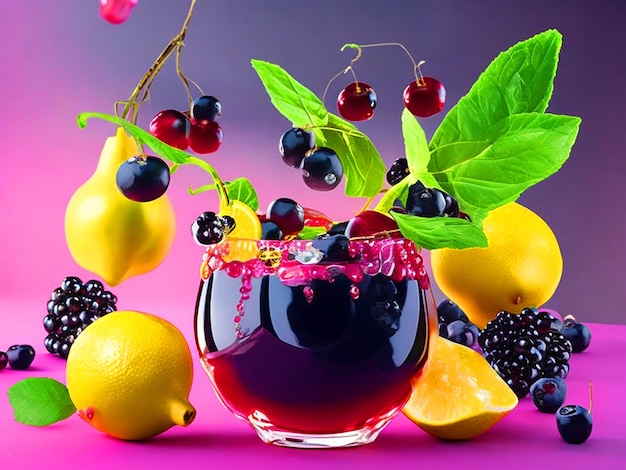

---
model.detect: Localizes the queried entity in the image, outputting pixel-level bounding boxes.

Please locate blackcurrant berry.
[405,181,446,217]
[6,345,36,370]
[403,76,446,118]
[279,127,315,168]
[191,95,222,122]
[0,351,8,370]
[301,147,343,192]
[116,155,171,202]
[261,221,284,240]
[337,82,377,122]
[189,120,223,154]
[557,405,592,444]
[530,377,567,413]
[191,211,235,246]
[149,109,191,150]
[386,157,410,185]
[266,198,305,235]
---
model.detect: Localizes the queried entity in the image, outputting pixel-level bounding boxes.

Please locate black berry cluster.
[43,277,118,359]
[479,308,572,398]
[191,211,236,246]
[406,181,460,218]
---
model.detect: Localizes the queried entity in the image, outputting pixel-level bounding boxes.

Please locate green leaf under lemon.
[7,378,75,427]
[251,59,386,198]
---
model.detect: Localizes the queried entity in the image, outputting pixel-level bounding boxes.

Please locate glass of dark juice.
[194,236,437,448]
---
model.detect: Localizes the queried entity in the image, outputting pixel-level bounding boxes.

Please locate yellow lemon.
[430,202,562,328]
[403,337,518,440]
[66,310,196,441]
[219,199,262,262]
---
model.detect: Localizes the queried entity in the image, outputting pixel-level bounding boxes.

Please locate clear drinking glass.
[194,237,437,448]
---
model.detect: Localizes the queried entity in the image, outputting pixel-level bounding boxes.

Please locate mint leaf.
[429,112,581,213]
[402,109,430,173]
[251,60,385,198]
[77,112,193,165]
[315,114,386,197]
[392,212,488,250]
[8,378,76,427]
[225,178,258,211]
[251,59,328,128]
[431,29,562,151]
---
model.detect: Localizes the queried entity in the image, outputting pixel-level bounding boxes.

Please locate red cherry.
[337,82,377,122]
[303,207,333,230]
[403,76,446,118]
[99,0,138,25]
[149,109,190,150]
[189,120,223,154]
[345,210,401,239]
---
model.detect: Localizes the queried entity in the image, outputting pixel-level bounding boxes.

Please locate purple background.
[1,0,625,329]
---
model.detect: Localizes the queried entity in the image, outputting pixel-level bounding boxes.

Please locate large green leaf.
[429,112,581,213]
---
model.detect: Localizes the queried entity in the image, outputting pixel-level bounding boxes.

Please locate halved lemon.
[403,337,518,440]
[218,200,262,262]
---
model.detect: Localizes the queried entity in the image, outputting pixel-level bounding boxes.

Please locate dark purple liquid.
[195,271,436,434]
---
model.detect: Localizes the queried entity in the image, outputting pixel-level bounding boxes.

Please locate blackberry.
[191,211,236,245]
[479,308,572,398]
[43,277,117,359]
[386,157,409,185]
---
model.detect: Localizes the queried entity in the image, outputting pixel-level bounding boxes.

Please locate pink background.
[1,1,625,330]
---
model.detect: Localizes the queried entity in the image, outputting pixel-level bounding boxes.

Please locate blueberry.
[6,345,36,370]
[279,127,315,168]
[557,405,592,444]
[312,234,355,263]
[561,321,591,353]
[116,155,170,202]
[530,377,567,413]
[261,221,283,240]
[437,299,469,324]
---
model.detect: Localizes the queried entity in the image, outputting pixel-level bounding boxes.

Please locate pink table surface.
[1,314,624,470]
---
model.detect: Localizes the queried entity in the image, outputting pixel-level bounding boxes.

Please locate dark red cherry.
[189,120,223,154]
[345,210,401,239]
[149,109,190,150]
[403,76,446,118]
[99,0,138,25]
[337,82,377,122]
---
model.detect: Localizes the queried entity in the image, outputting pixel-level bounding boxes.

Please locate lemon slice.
[218,200,262,262]
[403,337,518,440]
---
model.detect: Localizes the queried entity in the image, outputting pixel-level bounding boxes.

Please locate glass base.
[246,407,400,449]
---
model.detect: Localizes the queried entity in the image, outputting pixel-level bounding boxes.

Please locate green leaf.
[250,60,385,198]
[402,109,430,173]
[225,178,258,211]
[391,212,488,250]
[429,112,581,213]
[430,29,563,152]
[251,59,329,128]
[7,378,76,427]
[297,225,327,240]
[314,114,386,197]
[77,112,194,165]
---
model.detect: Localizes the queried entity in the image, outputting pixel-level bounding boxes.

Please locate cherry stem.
[120,0,198,123]
[185,155,230,206]
[588,381,594,414]
[344,42,426,86]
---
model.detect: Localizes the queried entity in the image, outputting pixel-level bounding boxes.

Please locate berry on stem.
[191,95,222,122]
[337,82,377,122]
[149,109,191,150]
[189,120,223,154]
[403,76,446,118]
